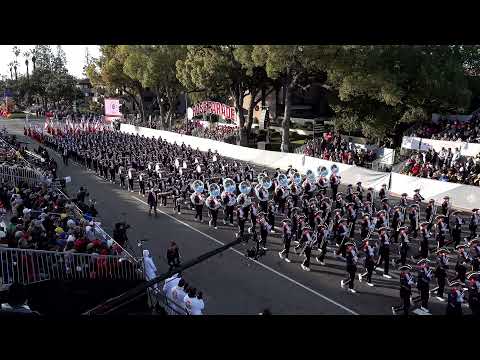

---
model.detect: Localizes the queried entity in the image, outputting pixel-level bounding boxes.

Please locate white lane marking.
[131,195,359,315]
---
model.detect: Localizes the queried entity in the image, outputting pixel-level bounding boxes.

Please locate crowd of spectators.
[174,121,238,143]
[411,113,480,143]
[401,146,480,185]
[299,133,378,167]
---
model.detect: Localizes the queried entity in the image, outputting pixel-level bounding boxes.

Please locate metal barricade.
[0,247,143,286]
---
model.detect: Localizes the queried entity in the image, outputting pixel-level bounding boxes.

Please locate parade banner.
[191,101,236,122]
[104,98,122,117]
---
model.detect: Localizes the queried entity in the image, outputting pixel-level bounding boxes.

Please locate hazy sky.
[0,45,101,79]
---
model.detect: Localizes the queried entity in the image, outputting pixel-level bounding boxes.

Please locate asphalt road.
[2,118,473,315]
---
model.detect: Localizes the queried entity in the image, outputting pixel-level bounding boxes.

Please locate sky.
[0,45,101,79]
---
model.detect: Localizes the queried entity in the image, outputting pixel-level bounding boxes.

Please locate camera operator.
[113,222,130,247]
[76,186,89,204]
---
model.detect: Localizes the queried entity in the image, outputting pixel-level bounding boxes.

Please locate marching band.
[38,130,480,316]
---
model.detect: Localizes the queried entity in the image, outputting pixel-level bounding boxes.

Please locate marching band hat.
[282,218,292,224]
[468,238,480,246]
[377,210,386,215]
[345,242,355,247]
[467,272,480,280]
[394,206,402,211]
[318,223,326,228]
[409,204,419,209]
[451,210,461,216]
[398,226,407,231]
[443,196,450,200]
[347,184,353,187]
[401,193,408,197]
[336,192,343,197]
[456,244,466,251]
[449,281,463,287]
[381,183,387,187]
[378,226,387,232]
[302,225,312,231]
[292,207,301,212]
[268,200,275,205]
[314,210,323,217]
[436,248,450,255]
[347,202,355,207]
[381,198,389,203]
[258,211,266,217]
[473,208,479,212]
[353,192,359,196]
[417,258,431,266]
[340,218,348,222]
[435,215,445,221]
[367,187,374,191]
[334,208,342,213]
[399,265,412,271]
[420,221,429,227]
[429,199,435,203]
[356,181,362,185]
[414,189,420,192]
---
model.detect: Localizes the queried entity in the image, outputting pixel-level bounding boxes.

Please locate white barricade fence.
[401,136,480,157]
[0,164,46,187]
[0,247,143,286]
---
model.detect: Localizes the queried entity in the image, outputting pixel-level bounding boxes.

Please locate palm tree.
[25,59,29,79]
[13,63,18,81]
[32,55,36,72]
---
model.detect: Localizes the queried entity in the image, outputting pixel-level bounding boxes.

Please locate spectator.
[1,283,34,314]
[169,278,188,315]
[167,241,181,271]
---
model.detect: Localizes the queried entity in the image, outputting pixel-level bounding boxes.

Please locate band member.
[118,163,126,188]
[300,226,314,271]
[449,211,463,248]
[441,196,451,228]
[256,185,269,213]
[376,227,392,279]
[236,206,247,240]
[470,239,480,272]
[408,204,419,238]
[315,224,329,266]
[451,245,470,284]
[356,182,364,202]
[425,199,435,230]
[258,214,271,250]
[222,191,235,226]
[413,188,424,204]
[467,272,480,315]
[360,214,371,240]
[279,218,292,263]
[358,238,375,287]
[413,222,431,260]
[366,187,374,204]
[191,192,205,222]
[206,196,220,229]
[376,210,387,230]
[345,184,354,203]
[416,259,433,313]
[249,202,258,234]
[435,215,447,249]
[394,227,409,266]
[433,248,449,301]
[127,166,135,192]
[330,173,340,200]
[391,206,403,243]
[446,281,464,316]
[346,203,356,238]
[147,188,158,216]
[340,242,358,293]
[469,208,479,240]
[267,201,275,234]
[379,183,387,201]
[399,193,408,208]
[392,265,415,316]
[335,219,349,258]
[334,193,346,216]
[138,172,146,197]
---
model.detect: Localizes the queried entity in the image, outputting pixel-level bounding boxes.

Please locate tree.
[86,45,147,121]
[177,45,267,146]
[251,45,324,152]
[122,45,187,129]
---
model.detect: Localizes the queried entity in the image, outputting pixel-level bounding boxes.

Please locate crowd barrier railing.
[0,247,143,286]
[120,124,480,211]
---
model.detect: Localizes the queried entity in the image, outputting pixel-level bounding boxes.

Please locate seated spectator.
[1,283,35,314]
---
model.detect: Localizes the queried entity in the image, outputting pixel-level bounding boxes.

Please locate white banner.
[401,136,480,157]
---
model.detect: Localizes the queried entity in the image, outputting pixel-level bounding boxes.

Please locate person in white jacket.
[169,279,188,315]
[143,250,158,291]
[184,287,204,315]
